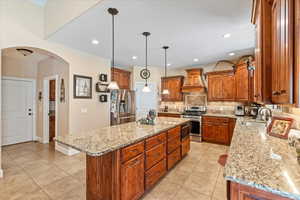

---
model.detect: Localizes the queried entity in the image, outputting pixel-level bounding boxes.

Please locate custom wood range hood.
[182,68,207,93]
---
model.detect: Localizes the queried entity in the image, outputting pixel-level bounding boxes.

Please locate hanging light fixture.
[162,46,170,95]
[107,8,120,90]
[141,32,151,93]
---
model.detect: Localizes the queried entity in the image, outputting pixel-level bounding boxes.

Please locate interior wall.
[1,56,38,79]
[37,57,69,139]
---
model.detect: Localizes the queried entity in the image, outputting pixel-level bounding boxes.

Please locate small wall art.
[99,95,108,102]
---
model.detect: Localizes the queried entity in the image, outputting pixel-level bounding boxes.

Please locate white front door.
[2,78,34,146]
[135,82,158,120]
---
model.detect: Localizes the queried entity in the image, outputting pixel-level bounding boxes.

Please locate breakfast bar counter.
[225,118,300,200]
[56,117,191,200]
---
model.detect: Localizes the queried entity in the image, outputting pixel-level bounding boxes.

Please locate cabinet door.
[161,76,183,102]
[208,76,223,101]
[121,154,145,200]
[235,64,250,102]
[222,74,236,101]
[271,0,294,104]
[202,122,229,145]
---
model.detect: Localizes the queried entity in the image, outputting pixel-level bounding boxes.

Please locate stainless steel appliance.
[181,106,206,142]
[235,105,245,116]
[110,89,136,125]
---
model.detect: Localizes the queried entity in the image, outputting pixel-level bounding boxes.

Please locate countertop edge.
[55,119,190,157]
[225,176,300,200]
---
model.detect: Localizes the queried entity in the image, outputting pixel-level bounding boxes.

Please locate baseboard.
[34,136,43,143]
[55,142,80,156]
[0,169,3,178]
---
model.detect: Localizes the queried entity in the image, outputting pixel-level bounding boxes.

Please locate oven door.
[190,120,201,136]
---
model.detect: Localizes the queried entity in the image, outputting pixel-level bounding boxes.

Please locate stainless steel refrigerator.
[110,89,136,125]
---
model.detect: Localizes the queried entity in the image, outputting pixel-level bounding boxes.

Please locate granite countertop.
[55,117,190,157]
[225,118,300,200]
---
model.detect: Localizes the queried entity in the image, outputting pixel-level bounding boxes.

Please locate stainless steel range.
[181,106,206,142]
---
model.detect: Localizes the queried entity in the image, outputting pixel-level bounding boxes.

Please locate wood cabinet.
[145,159,167,190]
[228,181,291,200]
[161,76,184,102]
[295,0,300,106]
[157,112,181,118]
[271,0,294,104]
[121,154,145,200]
[202,116,236,145]
[207,70,236,101]
[112,67,131,90]
[49,80,55,101]
[235,64,251,102]
[252,0,273,104]
[181,137,190,157]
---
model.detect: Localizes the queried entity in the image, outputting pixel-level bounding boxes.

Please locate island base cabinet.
[145,159,167,190]
[228,181,292,200]
[167,147,181,170]
[121,154,145,200]
[181,137,190,157]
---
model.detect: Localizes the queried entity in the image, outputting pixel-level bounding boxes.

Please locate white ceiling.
[2,47,50,63]
[49,0,255,69]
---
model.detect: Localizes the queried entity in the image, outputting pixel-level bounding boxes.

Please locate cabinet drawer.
[167,136,181,154]
[167,126,181,140]
[157,113,181,118]
[146,132,166,150]
[121,141,145,163]
[145,143,166,170]
[145,158,167,190]
[167,147,181,170]
[181,137,190,157]
[202,116,229,124]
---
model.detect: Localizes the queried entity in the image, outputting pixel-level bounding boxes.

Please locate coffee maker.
[235,105,245,116]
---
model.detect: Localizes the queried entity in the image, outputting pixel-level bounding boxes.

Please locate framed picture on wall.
[73,75,92,99]
[267,117,293,139]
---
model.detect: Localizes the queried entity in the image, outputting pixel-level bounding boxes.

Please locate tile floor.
[0,141,228,200]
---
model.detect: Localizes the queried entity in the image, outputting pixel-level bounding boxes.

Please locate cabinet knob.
[272,91,280,96]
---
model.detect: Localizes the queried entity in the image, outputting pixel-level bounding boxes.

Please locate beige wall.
[45,0,104,37]
[0,0,111,172]
[37,58,69,139]
[2,56,38,79]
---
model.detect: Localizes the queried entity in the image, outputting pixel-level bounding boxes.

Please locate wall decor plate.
[140,68,151,79]
[99,74,108,82]
[73,75,92,99]
[99,95,108,102]
[267,117,294,139]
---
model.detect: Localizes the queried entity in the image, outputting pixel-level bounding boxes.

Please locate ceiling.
[49,0,255,69]
[2,47,50,63]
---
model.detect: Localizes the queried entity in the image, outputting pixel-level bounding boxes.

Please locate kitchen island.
[225,118,300,200]
[55,117,191,200]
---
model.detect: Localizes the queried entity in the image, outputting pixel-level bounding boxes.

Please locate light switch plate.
[81,108,88,113]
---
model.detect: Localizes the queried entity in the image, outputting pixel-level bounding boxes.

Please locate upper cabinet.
[271,0,294,104]
[161,76,184,102]
[252,0,300,106]
[252,0,273,104]
[112,67,131,90]
[207,70,236,101]
[235,63,251,102]
[181,69,206,93]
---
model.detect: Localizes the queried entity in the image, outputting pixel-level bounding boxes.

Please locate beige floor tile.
[174,186,212,200]
[30,166,69,187]
[183,172,217,196]
[15,189,51,200]
[42,176,82,199]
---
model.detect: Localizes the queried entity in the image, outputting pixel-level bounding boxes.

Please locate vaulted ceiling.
[49,0,255,68]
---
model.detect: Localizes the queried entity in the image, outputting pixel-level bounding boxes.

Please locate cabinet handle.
[280,90,286,94]
[272,91,280,96]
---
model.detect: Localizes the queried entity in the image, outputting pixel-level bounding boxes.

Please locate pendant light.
[162,46,170,95]
[107,8,120,90]
[142,32,151,93]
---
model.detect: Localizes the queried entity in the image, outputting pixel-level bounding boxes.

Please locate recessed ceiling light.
[193,58,199,62]
[223,33,231,38]
[167,63,171,67]
[91,39,99,45]
[132,56,137,60]
[229,52,235,56]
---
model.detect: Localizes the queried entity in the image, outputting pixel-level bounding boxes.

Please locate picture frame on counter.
[73,75,92,99]
[267,117,294,139]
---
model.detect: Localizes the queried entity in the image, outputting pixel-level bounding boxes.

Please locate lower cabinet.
[145,159,167,190]
[202,116,236,145]
[167,147,181,170]
[121,154,145,200]
[181,137,190,157]
[157,112,181,118]
[228,181,291,200]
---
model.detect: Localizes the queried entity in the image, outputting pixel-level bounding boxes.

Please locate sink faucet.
[258,107,272,122]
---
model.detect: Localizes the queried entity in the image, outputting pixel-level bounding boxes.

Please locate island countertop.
[55,117,190,157]
[225,118,300,200]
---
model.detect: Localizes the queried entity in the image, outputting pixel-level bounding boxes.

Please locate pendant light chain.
[165,48,167,77]
[145,33,148,85]
[112,13,115,81]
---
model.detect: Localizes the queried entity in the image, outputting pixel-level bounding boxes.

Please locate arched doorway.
[1,46,70,146]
